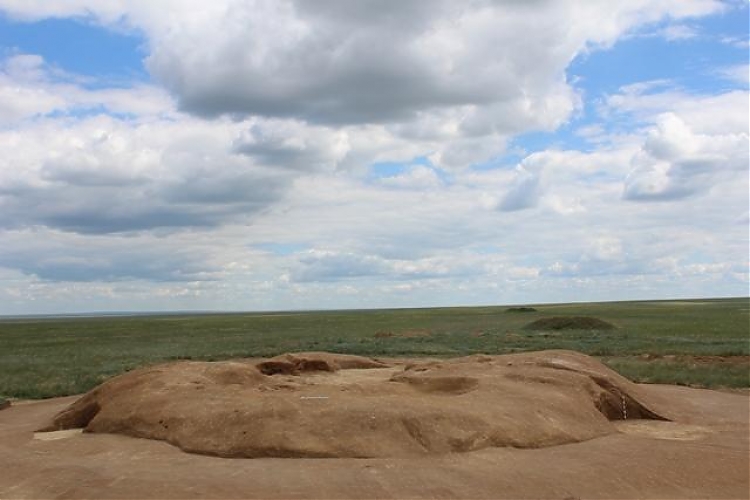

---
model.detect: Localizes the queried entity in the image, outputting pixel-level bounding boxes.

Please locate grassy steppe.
[1,298,748,399]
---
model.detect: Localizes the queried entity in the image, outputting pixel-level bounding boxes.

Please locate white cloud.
[138,0,720,129]
[0,0,727,177]
[595,83,748,205]
[233,119,349,172]
[604,84,748,134]
[715,64,749,86]
[0,54,174,125]
[623,108,748,201]
[0,110,291,234]
[498,166,542,212]
[0,228,221,282]
[377,165,443,191]
[719,35,750,49]
[658,23,699,40]
[0,55,66,123]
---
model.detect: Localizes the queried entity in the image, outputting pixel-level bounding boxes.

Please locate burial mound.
[524,316,616,331]
[39,350,668,459]
[506,307,537,313]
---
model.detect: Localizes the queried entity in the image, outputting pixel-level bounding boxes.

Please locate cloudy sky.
[0,1,747,314]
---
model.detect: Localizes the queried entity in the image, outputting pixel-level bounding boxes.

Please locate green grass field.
[1,297,748,399]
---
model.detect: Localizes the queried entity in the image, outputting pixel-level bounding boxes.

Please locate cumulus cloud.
[0,228,220,282]
[604,83,748,134]
[0,111,290,234]
[0,1,722,128]
[499,166,541,212]
[139,0,720,126]
[288,248,486,284]
[0,55,67,123]
[233,119,349,172]
[623,111,748,201]
[0,0,727,174]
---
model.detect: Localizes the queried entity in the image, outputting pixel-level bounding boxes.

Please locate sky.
[0,1,747,315]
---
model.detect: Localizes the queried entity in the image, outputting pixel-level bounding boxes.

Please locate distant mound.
[524,316,615,331]
[37,350,668,459]
[506,307,537,313]
[0,398,9,411]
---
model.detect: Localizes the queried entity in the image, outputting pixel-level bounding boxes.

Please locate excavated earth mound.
[523,316,616,331]
[38,350,670,459]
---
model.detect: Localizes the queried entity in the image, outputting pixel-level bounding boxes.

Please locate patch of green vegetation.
[0,297,748,398]
[602,357,750,389]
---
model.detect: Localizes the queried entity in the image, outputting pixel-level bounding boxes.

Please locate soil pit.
[39,350,670,459]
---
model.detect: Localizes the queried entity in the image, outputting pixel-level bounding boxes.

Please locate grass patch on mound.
[523,316,615,331]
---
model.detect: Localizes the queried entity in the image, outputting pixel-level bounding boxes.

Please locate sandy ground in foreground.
[0,362,748,500]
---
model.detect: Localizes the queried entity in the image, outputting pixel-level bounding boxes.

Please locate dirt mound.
[38,350,669,459]
[506,306,537,313]
[0,398,9,411]
[524,316,615,331]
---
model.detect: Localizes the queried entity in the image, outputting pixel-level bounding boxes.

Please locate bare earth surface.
[1,351,748,499]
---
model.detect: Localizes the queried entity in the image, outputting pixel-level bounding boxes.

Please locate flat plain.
[1,298,748,499]
[1,297,748,400]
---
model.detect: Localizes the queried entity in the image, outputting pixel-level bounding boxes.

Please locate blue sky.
[0,16,147,82]
[0,1,747,314]
[521,5,749,155]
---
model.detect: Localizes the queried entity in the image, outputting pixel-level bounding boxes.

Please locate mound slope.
[524,316,616,330]
[39,351,669,459]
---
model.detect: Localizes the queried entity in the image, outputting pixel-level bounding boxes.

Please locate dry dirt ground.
[0,351,748,499]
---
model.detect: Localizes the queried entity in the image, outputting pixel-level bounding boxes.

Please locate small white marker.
[33,429,83,441]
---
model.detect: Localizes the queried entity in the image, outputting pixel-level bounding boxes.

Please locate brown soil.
[256,351,387,375]
[524,316,616,331]
[1,350,748,499]
[37,351,673,458]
